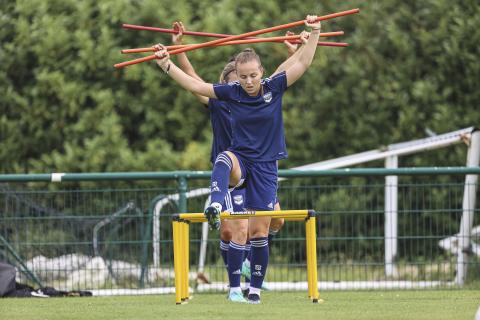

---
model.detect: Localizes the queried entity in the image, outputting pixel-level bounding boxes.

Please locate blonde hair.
[219,61,236,83]
[234,48,262,69]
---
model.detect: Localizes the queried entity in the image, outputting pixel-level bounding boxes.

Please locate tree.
[1,0,479,174]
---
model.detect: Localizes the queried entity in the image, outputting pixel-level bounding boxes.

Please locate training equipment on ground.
[171,209,320,305]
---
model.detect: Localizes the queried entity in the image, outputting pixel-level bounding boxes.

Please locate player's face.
[236,60,263,96]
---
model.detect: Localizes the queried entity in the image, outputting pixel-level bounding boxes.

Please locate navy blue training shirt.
[213,71,288,162]
[207,99,233,164]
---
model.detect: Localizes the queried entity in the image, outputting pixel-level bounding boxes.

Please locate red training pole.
[114,8,359,68]
[122,40,348,54]
[122,23,258,40]
[121,32,345,54]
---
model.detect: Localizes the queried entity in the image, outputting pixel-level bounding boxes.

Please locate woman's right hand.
[154,44,171,71]
[172,21,185,45]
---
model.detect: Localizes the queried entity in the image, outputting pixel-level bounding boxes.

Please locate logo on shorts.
[263,91,272,103]
[233,195,244,205]
[268,202,274,209]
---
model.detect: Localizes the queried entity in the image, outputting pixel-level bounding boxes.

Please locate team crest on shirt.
[233,195,244,205]
[263,91,272,103]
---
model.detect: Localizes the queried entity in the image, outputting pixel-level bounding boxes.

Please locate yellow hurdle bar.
[179,209,310,222]
[172,209,320,304]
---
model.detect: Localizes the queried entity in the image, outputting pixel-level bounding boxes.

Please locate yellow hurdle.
[172,209,321,304]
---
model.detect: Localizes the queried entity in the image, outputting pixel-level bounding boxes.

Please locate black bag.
[0,261,17,297]
[0,261,92,298]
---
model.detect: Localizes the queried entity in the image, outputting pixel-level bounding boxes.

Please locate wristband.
[163,63,171,74]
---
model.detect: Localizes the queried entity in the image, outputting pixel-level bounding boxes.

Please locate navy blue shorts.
[222,187,246,212]
[233,153,278,211]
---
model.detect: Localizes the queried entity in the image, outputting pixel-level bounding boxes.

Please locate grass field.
[2,290,479,320]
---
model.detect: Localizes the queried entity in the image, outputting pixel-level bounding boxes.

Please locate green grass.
[2,291,479,320]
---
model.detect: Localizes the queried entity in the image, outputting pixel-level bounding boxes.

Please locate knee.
[220,224,233,241]
[249,226,269,238]
[215,152,236,173]
[270,218,285,232]
[232,229,248,244]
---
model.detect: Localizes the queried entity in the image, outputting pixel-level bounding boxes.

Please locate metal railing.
[0,167,478,294]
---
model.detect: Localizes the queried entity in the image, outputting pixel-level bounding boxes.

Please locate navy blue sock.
[227,241,245,288]
[210,153,232,205]
[244,241,251,262]
[220,240,229,268]
[249,237,269,290]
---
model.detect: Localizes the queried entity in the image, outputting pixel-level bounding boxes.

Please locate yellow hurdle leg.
[305,218,313,299]
[186,222,190,300]
[172,220,182,304]
[179,221,184,301]
[307,216,320,303]
[183,221,190,301]
[179,221,186,302]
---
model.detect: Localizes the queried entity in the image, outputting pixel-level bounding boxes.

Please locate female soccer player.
[170,22,307,302]
[155,15,321,303]
[169,21,249,303]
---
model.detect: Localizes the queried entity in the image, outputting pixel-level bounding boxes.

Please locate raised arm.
[284,15,321,87]
[155,45,218,99]
[171,22,209,105]
[272,31,309,76]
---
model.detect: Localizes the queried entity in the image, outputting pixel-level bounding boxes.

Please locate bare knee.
[229,219,248,244]
[220,222,233,241]
[270,218,284,232]
[248,217,271,238]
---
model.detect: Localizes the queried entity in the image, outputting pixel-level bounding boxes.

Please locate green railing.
[0,167,478,293]
[1,167,479,214]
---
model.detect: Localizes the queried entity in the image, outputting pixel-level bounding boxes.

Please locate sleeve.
[213,82,240,101]
[213,83,235,101]
[267,71,288,93]
[207,98,219,110]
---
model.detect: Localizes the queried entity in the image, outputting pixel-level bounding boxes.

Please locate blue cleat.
[228,291,248,303]
[204,205,220,230]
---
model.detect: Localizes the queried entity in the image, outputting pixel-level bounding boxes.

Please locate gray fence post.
[385,156,399,278]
